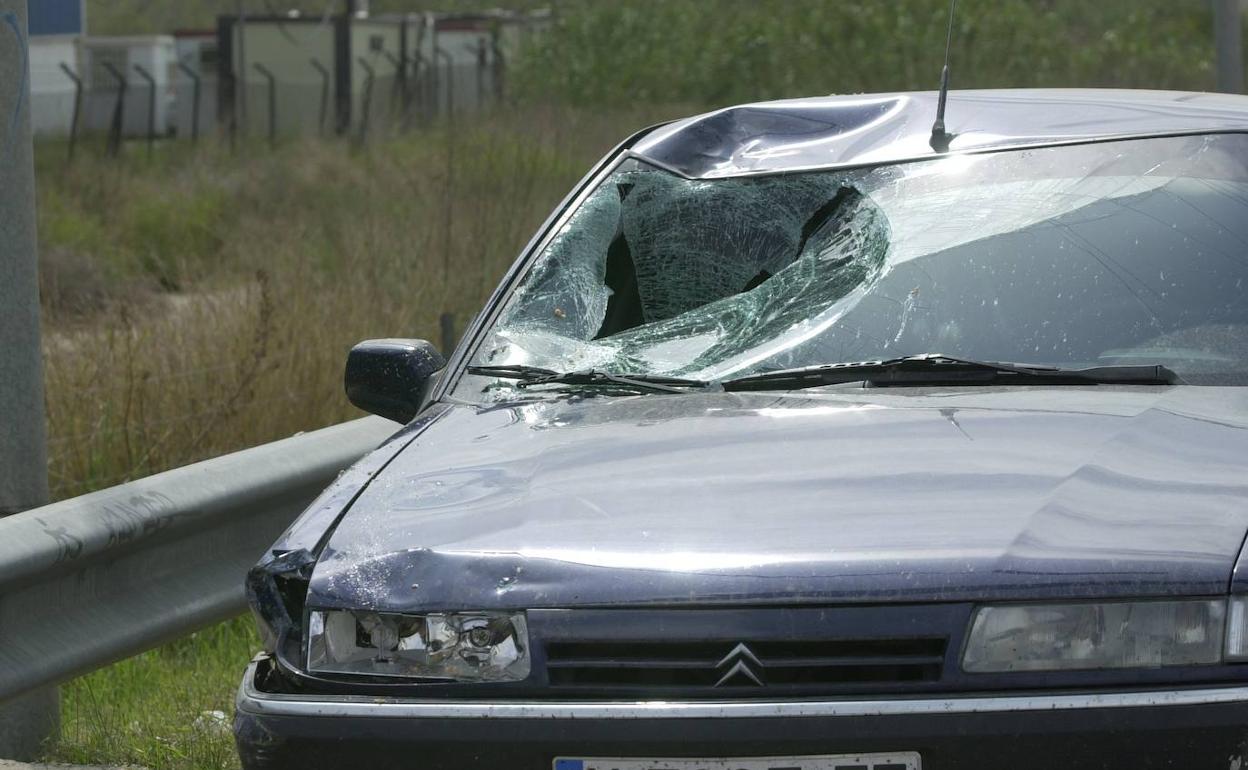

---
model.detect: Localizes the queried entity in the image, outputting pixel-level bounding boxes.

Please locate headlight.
[962,599,1225,672]
[306,610,530,682]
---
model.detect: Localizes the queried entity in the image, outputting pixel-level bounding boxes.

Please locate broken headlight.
[306,610,530,682]
[962,599,1225,672]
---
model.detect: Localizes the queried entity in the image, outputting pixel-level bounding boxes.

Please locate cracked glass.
[465,134,1248,396]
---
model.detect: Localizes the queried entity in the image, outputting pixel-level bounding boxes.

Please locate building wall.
[351,20,402,131]
[431,26,493,114]
[233,22,337,137]
[28,38,78,136]
[173,36,218,138]
[82,37,177,137]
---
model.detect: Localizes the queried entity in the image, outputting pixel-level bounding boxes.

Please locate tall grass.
[515,0,1224,105]
[37,107,671,501]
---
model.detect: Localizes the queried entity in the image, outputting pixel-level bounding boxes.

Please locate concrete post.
[0,0,60,760]
[1214,0,1244,93]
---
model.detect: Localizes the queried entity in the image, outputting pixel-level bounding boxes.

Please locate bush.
[121,187,228,291]
[514,0,1220,107]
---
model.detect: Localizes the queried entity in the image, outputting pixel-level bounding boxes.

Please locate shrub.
[513,0,1221,107]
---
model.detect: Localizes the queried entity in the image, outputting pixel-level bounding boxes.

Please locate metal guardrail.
[0,416,395,703]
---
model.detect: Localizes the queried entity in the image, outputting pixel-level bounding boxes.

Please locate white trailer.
[28,36,80,136]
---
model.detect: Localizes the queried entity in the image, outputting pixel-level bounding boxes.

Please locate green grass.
[515,0,1230,105]
[48,617,259,770]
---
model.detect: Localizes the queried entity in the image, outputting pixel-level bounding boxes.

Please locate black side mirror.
[345,339,446,423]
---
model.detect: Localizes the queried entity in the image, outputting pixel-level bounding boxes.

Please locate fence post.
[58,62,82,159]
[0,0,58,760]
[490,29,505,103]
[426,50,439,119]
[176,61,202,142]
[253,62,277,147]
[356,57,375,144]
[435,46,454,119]
[412,14,428,121]
[311,57,330,136]
[132,63,157,158]
[101,60,127,157]
[1214,0,1244,93]
[382,50,404,125]
[412,52,430,123]
[237,7,248,135]
[474,39,486,110]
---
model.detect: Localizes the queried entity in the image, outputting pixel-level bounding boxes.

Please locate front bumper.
[235,659,1248,769]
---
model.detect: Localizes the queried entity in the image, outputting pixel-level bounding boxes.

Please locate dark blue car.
[235,89,1248,769]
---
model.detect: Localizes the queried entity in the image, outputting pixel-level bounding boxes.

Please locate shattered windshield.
[464,133,1248,396]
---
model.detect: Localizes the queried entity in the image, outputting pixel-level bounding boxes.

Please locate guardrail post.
[58,62,82,159]
[176,61,202,142]
[0,0,59,759]
[132,63,157,158]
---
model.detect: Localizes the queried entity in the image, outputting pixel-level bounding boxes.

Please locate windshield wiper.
[466,364,560,380]
[722,354,1181,391]
[467,365,712,394]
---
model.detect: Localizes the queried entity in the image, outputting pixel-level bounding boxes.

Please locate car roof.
[630,88,1248,179]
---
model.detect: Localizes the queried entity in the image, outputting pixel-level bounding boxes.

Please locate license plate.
[553,753,921,770]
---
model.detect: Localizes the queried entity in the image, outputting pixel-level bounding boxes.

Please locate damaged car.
[235,89,1248,770]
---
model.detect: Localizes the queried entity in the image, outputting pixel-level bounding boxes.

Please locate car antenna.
[929,0,958,152]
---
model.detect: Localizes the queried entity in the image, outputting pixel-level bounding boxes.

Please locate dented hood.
[307,387,1248,612]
